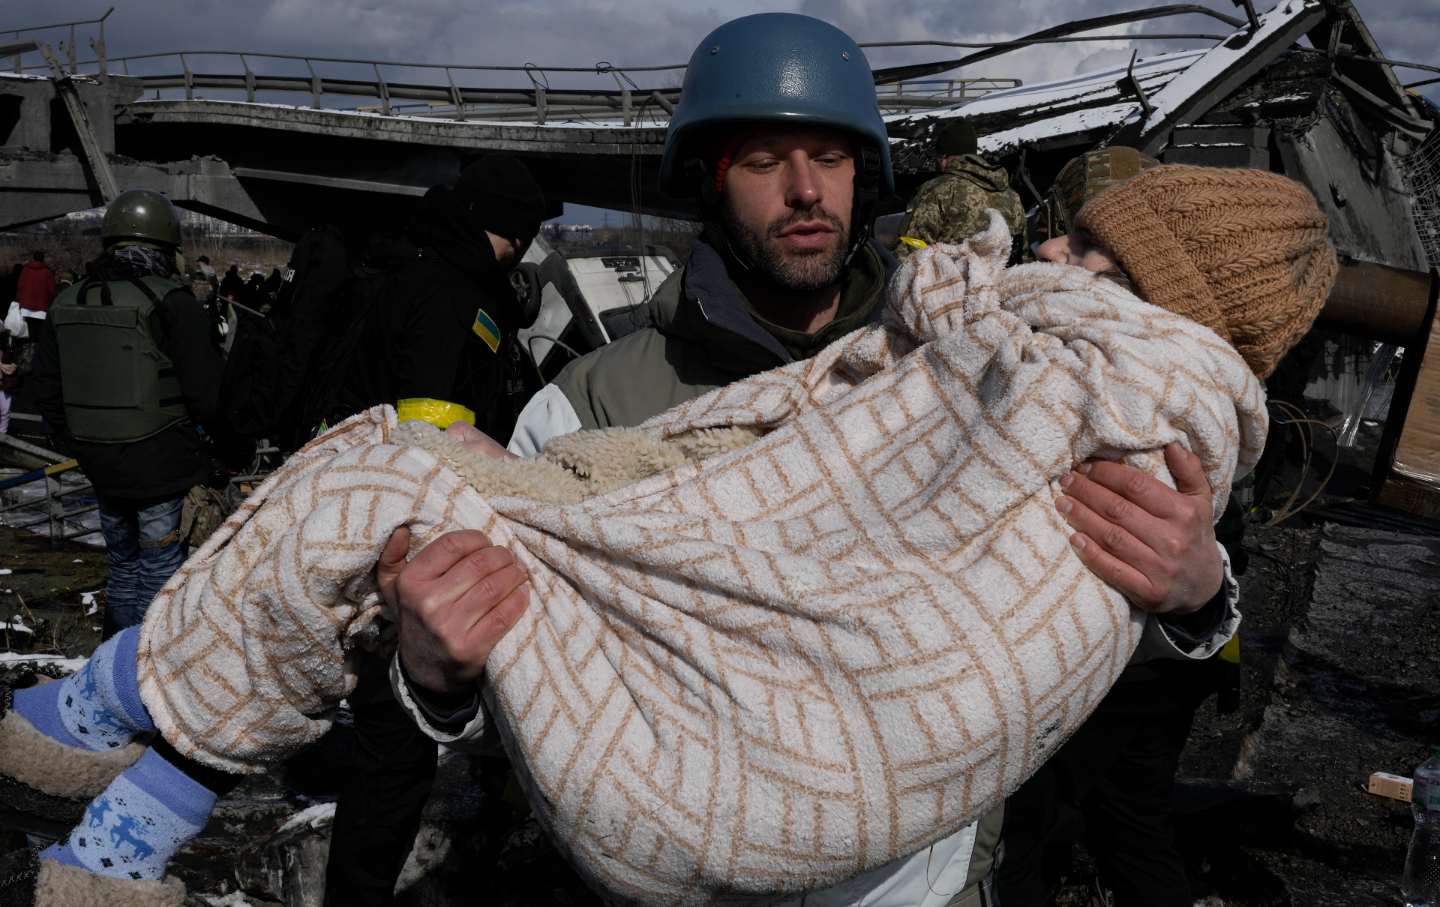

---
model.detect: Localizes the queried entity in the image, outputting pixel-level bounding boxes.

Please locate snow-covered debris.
[274,801,337,836]
[0,653,86,673]
[0,617,34,635]
[1120,0,1325,143]
[921,49,1203,123]
[979,102,1139,154]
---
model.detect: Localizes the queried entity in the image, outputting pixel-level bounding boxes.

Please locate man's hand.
[377,527,530,696]
[1055,442,1222,616]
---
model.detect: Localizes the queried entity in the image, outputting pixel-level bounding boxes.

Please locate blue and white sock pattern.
[12,626,154,751]
[42,748,216,881]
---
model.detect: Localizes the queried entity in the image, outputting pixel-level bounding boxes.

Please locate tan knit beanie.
[1075,164,1337,378]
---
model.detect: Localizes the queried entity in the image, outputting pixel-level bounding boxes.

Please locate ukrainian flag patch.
[472,306,502,353]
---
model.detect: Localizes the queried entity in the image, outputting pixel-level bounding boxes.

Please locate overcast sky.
[6,0,1432,97]
[5,0,1435,221]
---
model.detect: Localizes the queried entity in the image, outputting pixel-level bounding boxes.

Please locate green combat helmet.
[1044,146,1160,239]
[101,189,182,249]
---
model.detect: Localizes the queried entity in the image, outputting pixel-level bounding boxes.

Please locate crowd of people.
[0,11,1339,907]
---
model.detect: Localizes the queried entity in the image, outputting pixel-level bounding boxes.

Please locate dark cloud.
[4,1,1434,104]
[802,0,1438,105]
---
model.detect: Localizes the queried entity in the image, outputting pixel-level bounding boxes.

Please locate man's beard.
[722,201,849,293]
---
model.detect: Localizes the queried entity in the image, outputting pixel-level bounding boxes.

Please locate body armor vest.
[50,275,189,443]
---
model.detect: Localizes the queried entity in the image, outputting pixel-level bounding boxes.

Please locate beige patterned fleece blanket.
[136,213,1265,904]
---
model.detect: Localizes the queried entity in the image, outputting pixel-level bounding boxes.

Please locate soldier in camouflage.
[894,118,1027,261]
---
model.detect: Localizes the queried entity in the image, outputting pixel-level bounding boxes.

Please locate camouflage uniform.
[895,153,1027,260]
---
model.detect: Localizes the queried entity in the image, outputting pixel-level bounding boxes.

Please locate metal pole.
[0,432,66,464]
[445,66,465,120]
[374,63,390,115]
[306,58,320,108]
[1234,0,1260,32]
[45,476,56,548]
[90,34,106,79]
[241,54,255,102]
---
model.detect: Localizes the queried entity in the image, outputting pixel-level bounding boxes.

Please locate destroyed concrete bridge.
[0,0,1431,246]
[3,0,1440,517]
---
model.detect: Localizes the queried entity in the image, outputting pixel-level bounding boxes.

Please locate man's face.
[720,128,855,293]
[487,232,523,268]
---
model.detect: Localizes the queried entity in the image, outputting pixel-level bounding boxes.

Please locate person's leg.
[1,627,155,808]
[132,494,187,622]
[1080,660,1214,907]
[11,627,154,753]
[97,496,143,641]
[324,653,439,907]
[992,759,1078,905]
[995,666,1151,906]
[40,736,242,883]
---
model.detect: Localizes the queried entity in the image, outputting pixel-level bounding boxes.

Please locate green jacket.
[895,154,1027,260]
[554,235,892,430]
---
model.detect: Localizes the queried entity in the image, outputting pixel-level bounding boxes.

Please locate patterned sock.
[11,627,154,751]
[41,748,216,881]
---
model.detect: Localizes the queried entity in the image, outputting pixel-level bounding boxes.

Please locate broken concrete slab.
[1228,524,1440,903]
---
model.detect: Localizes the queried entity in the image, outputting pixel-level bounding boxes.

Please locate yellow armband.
[1218,634,1240,664]
[897,235,929,251]
[396,398,476,429]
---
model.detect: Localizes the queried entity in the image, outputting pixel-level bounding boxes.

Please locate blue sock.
[12,627,154,751]
[41,748,216,881]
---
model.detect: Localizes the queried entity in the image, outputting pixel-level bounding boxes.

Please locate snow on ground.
[0,652,86,672]
[274,801,338,836]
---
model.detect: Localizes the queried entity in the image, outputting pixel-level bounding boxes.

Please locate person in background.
[2,262,22,305]
[894,118,1027,263]
[261,266,284,307]
[31,190,226,638]
[0,318,17,434]
[219,263,243,300]
[322,154,549,907]
[195,254,216,284]
[16,250,56,314]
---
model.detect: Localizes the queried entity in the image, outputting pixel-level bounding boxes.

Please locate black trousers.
[323,654,439,907]
[994,656,1220,907]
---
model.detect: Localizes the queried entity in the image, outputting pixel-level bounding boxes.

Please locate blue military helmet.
[658,13,895,199]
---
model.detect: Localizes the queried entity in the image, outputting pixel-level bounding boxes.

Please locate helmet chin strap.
[846,143,883,266]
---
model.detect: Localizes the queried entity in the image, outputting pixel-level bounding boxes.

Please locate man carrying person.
[391,14,1241,905]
